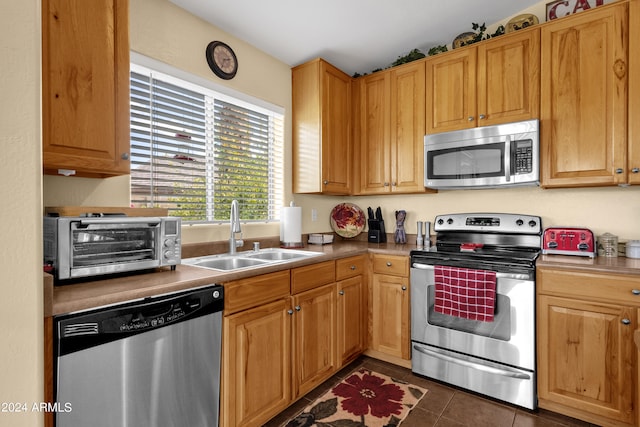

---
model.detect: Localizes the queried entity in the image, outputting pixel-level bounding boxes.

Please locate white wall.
[0,1,44,426]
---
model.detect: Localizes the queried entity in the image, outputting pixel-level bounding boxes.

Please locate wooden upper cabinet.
[292,58,352,194]
[42,0,130,177]
[540,1,628,187]
[426,27,540,134]
[628,0,640,185]
[358,61,429,194]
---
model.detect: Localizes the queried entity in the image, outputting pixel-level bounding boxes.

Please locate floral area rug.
[284,368,427,427]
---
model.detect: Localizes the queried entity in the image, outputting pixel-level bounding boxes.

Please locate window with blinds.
[130,65,284,222]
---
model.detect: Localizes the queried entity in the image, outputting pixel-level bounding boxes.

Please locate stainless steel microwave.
[44,215,181,281]
[424,119,539,189]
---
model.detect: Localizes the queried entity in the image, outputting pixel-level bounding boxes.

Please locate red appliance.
[542,227,596,257]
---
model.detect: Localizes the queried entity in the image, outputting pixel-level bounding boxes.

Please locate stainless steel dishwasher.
[54,284,224,427]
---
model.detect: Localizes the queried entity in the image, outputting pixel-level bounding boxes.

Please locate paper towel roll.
[280,205,302,247]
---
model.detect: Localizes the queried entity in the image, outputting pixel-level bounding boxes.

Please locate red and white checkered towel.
[434,265,497,322]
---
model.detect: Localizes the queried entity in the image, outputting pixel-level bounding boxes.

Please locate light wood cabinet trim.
[335,255,367,281]
[223,270,290,314]
[291,260,336,294]
[372,254,409,276]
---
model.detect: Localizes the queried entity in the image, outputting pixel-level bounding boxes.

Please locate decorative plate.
[506,14,539,33]
[330,203,366,238]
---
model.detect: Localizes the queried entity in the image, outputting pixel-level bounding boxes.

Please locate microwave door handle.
[504,136,511,182]
[79,217,163,226]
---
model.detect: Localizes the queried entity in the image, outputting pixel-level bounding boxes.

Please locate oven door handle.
[413,344,531,380]
[78,217,163,226]
[411,263,530,280]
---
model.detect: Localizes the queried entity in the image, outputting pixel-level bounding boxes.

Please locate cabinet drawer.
[372,254,408,277]
[336,255,366,281]
[538,267,640,307]
[291,261,336,294]
[224,270,291,314]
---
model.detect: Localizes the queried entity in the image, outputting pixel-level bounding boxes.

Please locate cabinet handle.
[384,182,390,187]
[632,168,640,174]
[386,262,392,267]
[339,290,345,295]
[295,305,301,312]
[479,114,486,120]
[632,289,640,295]
[121,153,130,160]
[616,168,624,174]
[350,265,356,270]
[622,318,631,325]
[287,309,294,315]
[401,286,407,291]
[467,116,474,122]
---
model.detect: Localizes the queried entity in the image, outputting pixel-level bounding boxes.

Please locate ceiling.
[169,0,541,76]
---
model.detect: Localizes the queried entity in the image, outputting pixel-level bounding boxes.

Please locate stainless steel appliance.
[424,119,539,189]
[44,215,181,281]
[410,213,541,409]
[542,226,596,257]
[54,284,223,427]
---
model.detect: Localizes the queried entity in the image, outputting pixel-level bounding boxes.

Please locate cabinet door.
[538,295,634,425]
[292,283,337,399]
[629,0,640,185]
[426,47,477,133]
[540,3,628,187]
[390,62,427,193]
[42,0,130,177]
[477,28,540,126]
[222,299,291,427]
[322,63,353,194]
[370,273,410,359]
[359,72,390,194]
[337,276,365,366]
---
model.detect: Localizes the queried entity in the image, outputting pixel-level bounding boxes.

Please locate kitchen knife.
[368,207,374,220]
[375,207,383,220]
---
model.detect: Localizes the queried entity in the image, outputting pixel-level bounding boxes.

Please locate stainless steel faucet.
[229,199,243,254]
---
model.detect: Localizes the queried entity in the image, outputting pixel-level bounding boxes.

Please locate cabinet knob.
[323,180,329,185]
[479,114,486,120]
[622,318,631,325]
[401,286,407,291]
[616,168,624,174]
[467,116,474,122]
[350,265,356,270]
[392,182,397,187]
[632,168,640,174]
[384,182,390,187]
[121,153,130,160]
[295,305,301,312]
[287,309,294,315]
[339,290,345,296]
[386,262,392,267]
[632,289,640,295]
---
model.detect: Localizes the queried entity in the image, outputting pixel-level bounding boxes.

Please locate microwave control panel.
[514,139,533,174]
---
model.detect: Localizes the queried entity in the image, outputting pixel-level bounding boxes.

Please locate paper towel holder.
[280,201,304,248]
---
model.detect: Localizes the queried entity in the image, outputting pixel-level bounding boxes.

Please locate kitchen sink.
[183,248,324,272]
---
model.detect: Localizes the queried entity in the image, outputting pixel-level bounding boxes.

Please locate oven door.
[410,263,535,370]
[61,217,163,279]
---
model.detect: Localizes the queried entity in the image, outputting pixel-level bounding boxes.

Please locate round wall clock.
[205,41,238,80]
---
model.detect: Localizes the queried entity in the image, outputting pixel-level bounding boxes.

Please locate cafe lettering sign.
[546,0,615,21]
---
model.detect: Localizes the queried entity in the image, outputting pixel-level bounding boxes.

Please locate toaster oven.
[44,215,181,281]
[541,227,596,258]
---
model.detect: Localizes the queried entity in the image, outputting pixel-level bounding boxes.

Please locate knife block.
[368,219,386,243]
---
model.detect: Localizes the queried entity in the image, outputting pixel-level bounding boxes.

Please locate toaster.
[542,227,596,257]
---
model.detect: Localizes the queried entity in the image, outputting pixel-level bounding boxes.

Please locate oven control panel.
[434,213,542,234]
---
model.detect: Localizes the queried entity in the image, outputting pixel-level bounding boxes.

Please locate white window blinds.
[130,66,284,222]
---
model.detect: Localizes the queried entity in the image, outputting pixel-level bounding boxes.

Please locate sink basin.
[183,248,324,272]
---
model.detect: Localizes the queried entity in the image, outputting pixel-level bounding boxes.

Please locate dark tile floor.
[265,356,599,427]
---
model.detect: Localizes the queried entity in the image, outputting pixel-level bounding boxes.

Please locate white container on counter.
[626,240,640,259]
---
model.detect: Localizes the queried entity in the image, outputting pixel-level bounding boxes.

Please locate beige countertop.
[46,240,414,316]
[537,254,640,275]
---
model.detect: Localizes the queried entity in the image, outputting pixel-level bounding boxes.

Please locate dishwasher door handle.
[413,344,531,380]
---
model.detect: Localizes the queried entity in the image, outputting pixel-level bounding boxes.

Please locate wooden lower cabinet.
[222,298,292,427]
[369,254,410,361]
[292,283,337,399]
[537,267,636,426]
[337,276,366,365]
